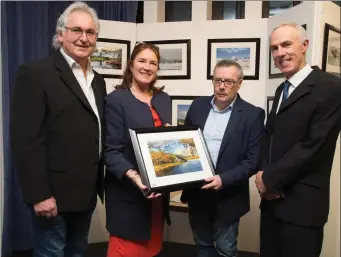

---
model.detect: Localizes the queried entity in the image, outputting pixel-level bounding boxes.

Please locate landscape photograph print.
[90,38,130,78]
[159,48,182,71]
[91,45,122,70]
[176,104,191,125]
[145,39,191,79]
[147,138,203,177]
[216,47,251,70]
[207,38,260,80]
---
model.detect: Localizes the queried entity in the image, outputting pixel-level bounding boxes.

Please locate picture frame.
[207,38,260,80]
[171,96,200,126]
[269,24,306,79]
[129,126,215,196]
[90,38,130,78]
[267,96,275,118]
[322,23,341,78]
[145,39,191,80]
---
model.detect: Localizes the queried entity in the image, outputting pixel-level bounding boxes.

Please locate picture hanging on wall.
[269,24,307,79]
[171,96,200,126]
[90,38,130,78]
[322,23,341,78]
[145,39,191,80]
[207,38,260,80]
[267,96,275,118]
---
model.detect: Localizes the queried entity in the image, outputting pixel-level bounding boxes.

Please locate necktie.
[279,80,290,109]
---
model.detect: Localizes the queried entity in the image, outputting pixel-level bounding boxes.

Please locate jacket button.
[95,139,99,145]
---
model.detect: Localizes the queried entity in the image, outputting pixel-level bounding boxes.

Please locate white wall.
[245,1,263,19]
[87,20,136,244]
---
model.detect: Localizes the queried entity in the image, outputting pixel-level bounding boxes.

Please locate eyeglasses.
[212,78,240,87]
[64,26,98,40]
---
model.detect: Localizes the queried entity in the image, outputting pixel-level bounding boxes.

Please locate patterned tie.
[279,80,290,109]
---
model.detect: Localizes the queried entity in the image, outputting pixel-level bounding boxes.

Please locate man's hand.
[255,171,267,194]
[201,175,223,191]
[126,169,161,199]
[34,197,57,218]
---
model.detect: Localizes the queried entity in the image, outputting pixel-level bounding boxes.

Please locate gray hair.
[213,59,244,80]
[271,22,308,43]
[52,1,100,50]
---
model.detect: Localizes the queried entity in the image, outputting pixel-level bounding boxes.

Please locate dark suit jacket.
[261,67,341,227]
[10,51,106,212]
[104,88,171,241]
[181,95,265,226]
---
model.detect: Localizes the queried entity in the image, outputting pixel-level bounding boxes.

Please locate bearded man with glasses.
[181,60,265,257]
[11,2,106,257]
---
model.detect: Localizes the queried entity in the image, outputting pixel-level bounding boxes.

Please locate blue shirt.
[203,97,235,167]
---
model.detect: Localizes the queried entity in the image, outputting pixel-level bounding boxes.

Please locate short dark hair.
[213,60,244,80]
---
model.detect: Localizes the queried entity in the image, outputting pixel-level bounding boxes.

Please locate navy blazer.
[104,88,171,241]
[181,95,265,225]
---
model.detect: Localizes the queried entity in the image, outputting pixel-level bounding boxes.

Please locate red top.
[150,106,162,127]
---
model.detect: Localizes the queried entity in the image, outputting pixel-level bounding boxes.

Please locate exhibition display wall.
[87,2,340,255]
[0,1,338,256]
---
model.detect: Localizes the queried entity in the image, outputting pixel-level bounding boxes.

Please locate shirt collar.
[60,48,93,72]
[287,63,313,89]
[210,95,236,113]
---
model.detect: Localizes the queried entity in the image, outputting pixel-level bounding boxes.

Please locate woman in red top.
[104,42,171,257]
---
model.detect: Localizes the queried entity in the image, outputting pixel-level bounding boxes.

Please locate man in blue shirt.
[181,60,265,257]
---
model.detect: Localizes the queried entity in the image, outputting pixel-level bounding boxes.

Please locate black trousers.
[260,210,324,257]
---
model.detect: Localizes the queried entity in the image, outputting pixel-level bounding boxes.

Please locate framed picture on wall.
[267,96,275,117]
[171,96,200,126]
[90,38,130,78]
[207,38,260,80]
[145,39,191,80]
[322,23,341,78]
[269,24,307,79]
[129,126,215,196]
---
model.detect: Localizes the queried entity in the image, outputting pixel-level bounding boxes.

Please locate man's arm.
[10,64,52,204]
[262,84,341,192]
[219,110,265,187]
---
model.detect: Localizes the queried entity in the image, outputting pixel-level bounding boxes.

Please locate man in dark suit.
[181,60,265,257]
[10,2,106,256]
[256,22,341,257]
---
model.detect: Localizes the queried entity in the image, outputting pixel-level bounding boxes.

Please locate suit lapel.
[54,51,94,114]
[198,97,213,130]
[278,68,317,114]
[217,96,243,160]
[92,75,104,119]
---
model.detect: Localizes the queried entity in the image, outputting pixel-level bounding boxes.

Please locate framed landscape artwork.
[269,24,307,78]
[129,127,215,196]
[145,39,191,79]
[171,96,200,126]
[322,23,341,78]
[207,38,260,80]
[90,38,130,78]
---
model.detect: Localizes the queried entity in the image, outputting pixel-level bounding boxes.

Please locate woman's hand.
[125,169,162,199]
